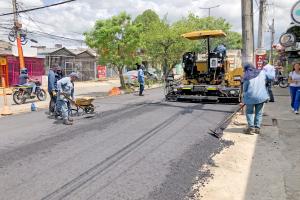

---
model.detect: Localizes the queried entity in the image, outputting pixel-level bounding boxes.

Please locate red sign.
[97,65,106,79]
[255,49,267,69]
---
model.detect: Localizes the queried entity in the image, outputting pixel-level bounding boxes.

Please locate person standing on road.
[54,66,64,117]
[57,72,79,125]
[242,63,269,135]
[48,66,64,116]
[48,65,58,115]
[263,60,276,102]
[288,62,300,114]
[137,63,145,96]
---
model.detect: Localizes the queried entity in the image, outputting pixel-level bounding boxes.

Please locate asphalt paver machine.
[165,30,243,103]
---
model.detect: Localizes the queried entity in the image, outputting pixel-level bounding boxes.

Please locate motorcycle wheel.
[279,79,289,88]
[37,89,47,101]
[13,91,26,104]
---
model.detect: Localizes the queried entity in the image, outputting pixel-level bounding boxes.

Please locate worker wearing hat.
[56,72,79,125]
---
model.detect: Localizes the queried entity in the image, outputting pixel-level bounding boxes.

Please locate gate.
[0,56,9,87]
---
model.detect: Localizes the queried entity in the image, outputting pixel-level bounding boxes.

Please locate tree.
[84,12,142,88]
[176,14,242,51]
[134,9,160,32]
[135,12,242,76]
[137,14,190,75]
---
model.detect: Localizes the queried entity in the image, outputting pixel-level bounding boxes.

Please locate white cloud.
[0,0,296,49]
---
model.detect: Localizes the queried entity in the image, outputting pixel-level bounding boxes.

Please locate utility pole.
[199,5,220,17]
[241,0,254,64]
[12,0,25,70]
[270,18,275,64]
[257,0,266,48]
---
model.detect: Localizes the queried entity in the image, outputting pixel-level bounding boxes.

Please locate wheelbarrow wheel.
[84,104,95,114]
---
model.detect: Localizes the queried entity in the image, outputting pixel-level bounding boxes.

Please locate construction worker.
[263,60,276,102]
[48,66,64,116]
[48,65,57,115]
[57,72,79,125]
[242,63,269,135]
[136,63,145,96]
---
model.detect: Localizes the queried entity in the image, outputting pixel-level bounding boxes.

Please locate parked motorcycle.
[273,75,289,88]
[12,81,47,104]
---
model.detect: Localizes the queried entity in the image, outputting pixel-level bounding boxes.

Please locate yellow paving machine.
[165,30,243,103]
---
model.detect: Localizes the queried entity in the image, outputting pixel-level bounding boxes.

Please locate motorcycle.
[273,75,289,88]
[12,81,47,105]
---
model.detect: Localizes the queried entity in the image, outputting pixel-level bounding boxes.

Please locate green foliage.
[134,9,160,32]
[85,10,242,79]
[174,14,242,52]
[84,12,142,88]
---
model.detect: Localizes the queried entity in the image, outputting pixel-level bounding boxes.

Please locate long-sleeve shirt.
[48,69,56,93]
[138,69,145,84]
[243,70,269,105]
[57,77,74,101]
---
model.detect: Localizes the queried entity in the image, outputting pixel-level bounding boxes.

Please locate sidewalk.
[191,87,300,200]
[0,79,120,116]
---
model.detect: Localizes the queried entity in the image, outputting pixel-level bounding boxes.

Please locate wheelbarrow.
[62,94,95,116]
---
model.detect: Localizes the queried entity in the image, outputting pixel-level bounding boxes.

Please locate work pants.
[57,100,69,120]
[139,83,144,95]
[49,92,57,114]
[246,103,265,129]
[266,80,274,102]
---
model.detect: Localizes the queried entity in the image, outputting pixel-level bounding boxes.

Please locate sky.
[0,0,296,49]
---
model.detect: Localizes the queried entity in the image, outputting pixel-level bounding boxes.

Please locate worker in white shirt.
[263,60,276,102]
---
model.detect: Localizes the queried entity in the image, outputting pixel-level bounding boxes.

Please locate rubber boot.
[63,119,73,125]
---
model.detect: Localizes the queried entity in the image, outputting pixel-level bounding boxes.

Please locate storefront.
[0,54,45,87]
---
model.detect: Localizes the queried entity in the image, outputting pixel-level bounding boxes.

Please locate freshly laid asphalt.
[0,88,237,200]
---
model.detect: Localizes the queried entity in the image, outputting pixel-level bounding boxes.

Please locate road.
[0,80,120,115]
[0,88,237,200]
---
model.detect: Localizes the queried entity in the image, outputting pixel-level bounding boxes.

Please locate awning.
[181,30,226,40]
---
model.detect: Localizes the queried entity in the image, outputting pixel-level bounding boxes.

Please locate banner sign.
[255,49,267,70]
[97,65,106,79]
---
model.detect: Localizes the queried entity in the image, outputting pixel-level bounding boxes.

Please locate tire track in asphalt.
[40,107,192,200]
[0,101,162,168]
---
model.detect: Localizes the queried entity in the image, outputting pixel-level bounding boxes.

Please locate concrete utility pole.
[270,18,275,64]
[257,0,266,48]
[199,5,220,17]
[241,0,254,64]
[12,0,25,70]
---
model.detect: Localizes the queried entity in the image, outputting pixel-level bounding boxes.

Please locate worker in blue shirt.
[48,66,57,115]
[57,72,79,125]
[136,63,145,96]
[48,66,64,115]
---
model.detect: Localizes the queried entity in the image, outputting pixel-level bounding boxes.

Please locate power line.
[27,30,84,42]
[255,0,259,8]
[0,0,76,17]
[199,5,220,17]
[19,13,84,36]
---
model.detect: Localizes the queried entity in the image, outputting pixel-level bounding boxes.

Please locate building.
[0,40,45,87]
[37,46,98,81]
